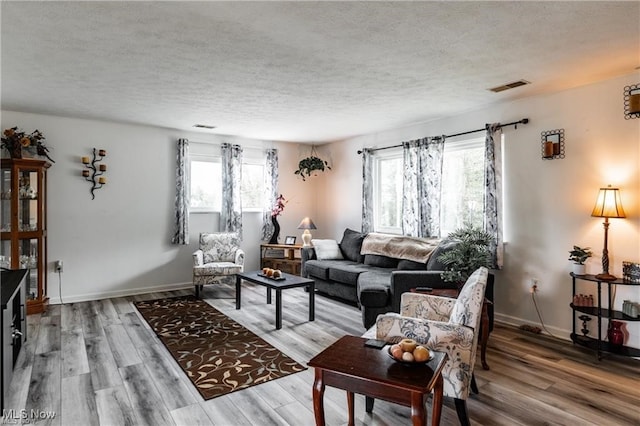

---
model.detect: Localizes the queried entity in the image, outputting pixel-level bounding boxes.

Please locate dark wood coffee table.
[236,270,315,329]
[308,335,447,426]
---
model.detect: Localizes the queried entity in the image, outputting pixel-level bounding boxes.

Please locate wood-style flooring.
[3,282,640,425]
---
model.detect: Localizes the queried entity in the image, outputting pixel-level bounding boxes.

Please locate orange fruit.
[413,346,429,362]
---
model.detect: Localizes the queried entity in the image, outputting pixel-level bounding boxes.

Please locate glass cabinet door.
[18,237,39,300]
[17,168,40,232]
[1,168,11,232]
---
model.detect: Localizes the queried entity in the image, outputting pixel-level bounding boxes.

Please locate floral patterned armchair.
[192,232,244,298]
[374,267,488,426]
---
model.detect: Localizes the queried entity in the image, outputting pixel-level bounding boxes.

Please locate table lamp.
[591,185,626,281]
[297,217,317,247]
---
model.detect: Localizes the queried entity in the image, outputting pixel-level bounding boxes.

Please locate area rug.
[134,295,306,400]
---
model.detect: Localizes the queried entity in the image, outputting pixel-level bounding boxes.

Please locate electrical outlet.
[55,260,63,272]
[530,278,538,293]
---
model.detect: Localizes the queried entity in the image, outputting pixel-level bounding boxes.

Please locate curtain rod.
[357,118,529,154]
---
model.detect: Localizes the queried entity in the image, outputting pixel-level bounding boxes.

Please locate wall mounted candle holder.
[81,148,107,199]
[541,129,565,160]
[623,84,640,119]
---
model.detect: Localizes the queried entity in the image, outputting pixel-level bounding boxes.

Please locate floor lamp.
[591,185,626,281]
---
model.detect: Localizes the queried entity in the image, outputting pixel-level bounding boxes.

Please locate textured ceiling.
[2,1,639,142]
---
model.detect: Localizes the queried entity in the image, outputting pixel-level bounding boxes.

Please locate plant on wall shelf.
[568,246,592,265]
[294,146,331,181]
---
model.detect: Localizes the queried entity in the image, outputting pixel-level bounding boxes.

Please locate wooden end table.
[236,270,315,329]
[308,335,447,426]
[411,287,492,370]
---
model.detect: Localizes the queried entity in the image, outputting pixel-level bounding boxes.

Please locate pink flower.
[271,194,287,217]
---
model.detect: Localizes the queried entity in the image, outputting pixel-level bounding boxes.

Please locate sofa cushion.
[311,239,344,260]
[305,259,360,281]
[397,259,428,270]
[426,240,458,270]
[364,254,398,268]
[339,228,366,263]
[328,263,369,286]
[357,270,393,307]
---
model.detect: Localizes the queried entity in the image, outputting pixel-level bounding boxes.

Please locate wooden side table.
[411,287,492,370]
[260,243,303,275]
[308,335,447,426]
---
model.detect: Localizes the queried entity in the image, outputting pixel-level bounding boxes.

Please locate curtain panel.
[261,148,279,240]
[361,148,374,233]
[171,138,190,245]
[484,123,503,269]
[401,137,444,238]
[221,143,243,239]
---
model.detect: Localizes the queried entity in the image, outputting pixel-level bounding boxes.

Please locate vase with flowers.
[1,127,55,162]
[269,194,287,244]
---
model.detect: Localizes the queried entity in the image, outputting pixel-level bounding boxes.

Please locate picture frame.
[284,236,296,245]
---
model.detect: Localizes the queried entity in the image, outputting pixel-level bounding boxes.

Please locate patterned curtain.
[361,148,374,233]
[171,138,190,244]
[221,143,243,239]
[484,123,503,269]
[261,148,279,240]
[402,137,444,237]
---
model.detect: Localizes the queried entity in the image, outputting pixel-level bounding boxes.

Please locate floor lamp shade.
[591,185,626,281]
[297,217,317,247]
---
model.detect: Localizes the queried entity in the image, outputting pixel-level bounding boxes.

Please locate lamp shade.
[591,186,626,218]
[297,217,317,230]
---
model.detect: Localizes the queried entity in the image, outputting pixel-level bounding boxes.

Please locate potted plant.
[294,147,331,181]
[568,245,592,275]
[437,225,493,286]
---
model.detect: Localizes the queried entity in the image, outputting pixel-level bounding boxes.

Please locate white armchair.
[192,232,244,298]
[375,267,488,426]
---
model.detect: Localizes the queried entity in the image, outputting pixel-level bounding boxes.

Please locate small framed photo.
[284,236,296,245]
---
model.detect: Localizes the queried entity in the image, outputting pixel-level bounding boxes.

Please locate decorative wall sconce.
[623,84,640,119]
[541,129,565,160]
[81,148,107,199]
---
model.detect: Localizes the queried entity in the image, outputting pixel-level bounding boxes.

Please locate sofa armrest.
[301,247,316,276]
[389,270,456,313]
[235,248,245,267]
[193,250,204,267]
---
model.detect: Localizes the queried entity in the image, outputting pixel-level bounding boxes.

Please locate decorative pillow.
[363,254,398,268]
[426,240,458,271]
[312,239,345,260]
[339,228,366,263]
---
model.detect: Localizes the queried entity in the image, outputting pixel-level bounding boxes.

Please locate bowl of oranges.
[387,338,433,364]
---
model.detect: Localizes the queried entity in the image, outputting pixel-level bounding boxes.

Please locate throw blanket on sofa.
[361,233,440,263]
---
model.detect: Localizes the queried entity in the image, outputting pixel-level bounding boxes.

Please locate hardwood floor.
[3,282,640,425]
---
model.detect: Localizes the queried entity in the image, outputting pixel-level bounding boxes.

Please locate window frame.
[372,147,403,235]
[189,154,222,214]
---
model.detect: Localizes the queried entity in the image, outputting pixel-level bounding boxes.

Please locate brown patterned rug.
[134,295,306,400]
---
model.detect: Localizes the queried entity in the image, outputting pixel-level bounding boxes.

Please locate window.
[439,137,485,235]
[189,150,265,213]
[373,150,403,234]
[371,136,487,237]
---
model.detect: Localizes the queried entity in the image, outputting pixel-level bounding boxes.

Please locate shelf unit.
[570,272,640,359]
[260,243,302,276]
[1,159,50,314]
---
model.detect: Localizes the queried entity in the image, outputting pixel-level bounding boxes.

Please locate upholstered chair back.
[200,233,241,264]
[449,268,488,330]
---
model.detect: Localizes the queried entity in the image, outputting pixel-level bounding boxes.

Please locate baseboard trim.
[50,282,194,305]
[494,312,571,342]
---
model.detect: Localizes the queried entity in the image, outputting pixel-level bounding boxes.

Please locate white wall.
[0,111,318,303]
[318,72,640,347]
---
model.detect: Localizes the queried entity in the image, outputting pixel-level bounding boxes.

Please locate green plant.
[437,225,493,284]
[294,148,331,181]
[568,246,592,265]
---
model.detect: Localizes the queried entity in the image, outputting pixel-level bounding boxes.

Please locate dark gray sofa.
[301,228,494,330]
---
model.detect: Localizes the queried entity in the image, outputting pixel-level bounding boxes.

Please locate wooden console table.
[260,243,303,275]
[411,287,492,370]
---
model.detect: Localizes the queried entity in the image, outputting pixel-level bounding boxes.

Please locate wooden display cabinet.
[260,243,303,276]
[1,159,50,314]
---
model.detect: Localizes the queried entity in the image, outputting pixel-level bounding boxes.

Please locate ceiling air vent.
[193,124,216,129]
[488,80,530,93]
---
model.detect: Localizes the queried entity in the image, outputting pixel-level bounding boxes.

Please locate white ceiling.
[2,1,639,142]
